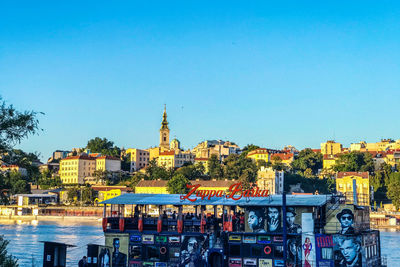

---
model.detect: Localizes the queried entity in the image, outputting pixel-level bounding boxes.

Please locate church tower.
[159,105,170,150]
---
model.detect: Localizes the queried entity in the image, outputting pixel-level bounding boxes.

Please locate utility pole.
[282,191,288,267]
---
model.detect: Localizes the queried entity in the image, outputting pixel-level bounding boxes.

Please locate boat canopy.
[99,193,331,207]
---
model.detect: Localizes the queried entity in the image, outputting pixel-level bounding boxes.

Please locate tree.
[240,144,260,158]
[67,187,79,203]
[333,151,374,173]
[0,96,42,153]
[175,164,207,180]
[271,155,286,171]
[86,137,121,157]
[387,172,400,209]
[2,149,41,182]
[284,172,335,194]
[81,187,95,204]
[291,149,322,175]
[167,174,190,194]
[0,235,18,266]
[38,170,62,189]
[256,159,268,169]
[145,159,170,180]
[208,155,223,180]
[223,154,258,183]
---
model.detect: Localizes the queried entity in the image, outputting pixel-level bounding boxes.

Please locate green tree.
[240,144,260,158]
[145,159,170,180]
[208,155,223,180]
[86,137,121,157]
[0,97,42,153]
[0,235,18,267]
[271,155,286,171]
[67,187,79,203]
[38,170,62,189]
[81,187,95,204]
[2,149,41,182]
[167,174,190,194]
[223,154,258,182]
[256,159,268,169]
[175,164,207,180]
[333,151,374,173]
[387,172,400,209]
[284,172,335,194]
[291,148,322,174]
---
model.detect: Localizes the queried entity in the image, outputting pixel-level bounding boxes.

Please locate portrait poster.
[285,207,313,234]
[245,206,282,233]
[258,258,273,267]
[180,235,208,267]
[105,233,129,267]
[324,204,355,234]
[333,235,363,267]
[287,236,302,266]
[98,246,112,267]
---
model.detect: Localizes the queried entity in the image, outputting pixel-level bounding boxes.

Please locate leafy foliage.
[0,235,18,267]
[333,151,374,173]
[240,144,260,158]
[223,154,258,185]
[0,171,30,195]
[145,159,170,180]
[86,137,121,157]
[167,174,190,194]
[37,170,62,189]
[387,172,400,209]
[0,97,42,153]
[284,172,335,194]
[208,155,223,180]
[291,148,322,174]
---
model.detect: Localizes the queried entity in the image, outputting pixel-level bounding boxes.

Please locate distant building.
[270,153,294,166]
[0,165,28,177]
[92,185,130,204]
[257,167,284,195]
[336,172,370,206]
[350,139,399,152]
[170,138,181,150]
[47,150,70,163]
[59,155,96,184]
[157,150,195,169]
[323,155,337,170]
[384,150,400,169]
[321,140,342,156]
[39,162,60,175]
[246,148,281,163]
[126,148,150,172]
[192,140,240,161]
[95,155,121,172]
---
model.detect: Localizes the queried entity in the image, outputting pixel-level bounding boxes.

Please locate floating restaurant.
[80,193,384,267]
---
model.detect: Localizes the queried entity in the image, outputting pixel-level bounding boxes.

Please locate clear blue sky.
[1,1,399,161]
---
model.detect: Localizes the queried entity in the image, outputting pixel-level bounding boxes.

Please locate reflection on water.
[0,219,104,267]
[1,220,399,267]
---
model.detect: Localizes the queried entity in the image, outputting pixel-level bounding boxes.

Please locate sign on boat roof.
[100,193,331,207]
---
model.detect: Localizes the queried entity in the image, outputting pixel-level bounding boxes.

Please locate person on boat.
[267,207,282,232]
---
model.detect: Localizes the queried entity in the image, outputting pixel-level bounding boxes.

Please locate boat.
[87,193,384,267]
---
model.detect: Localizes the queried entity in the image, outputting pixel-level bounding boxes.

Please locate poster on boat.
[105,233,129,267]
[285,206,312,234]
[333,235,362,267]
[180,235,208,267]
[98,246,112,267]
[245,206,282,233]
[301,213,316,267]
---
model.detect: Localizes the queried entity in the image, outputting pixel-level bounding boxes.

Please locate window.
[321,248,333,260]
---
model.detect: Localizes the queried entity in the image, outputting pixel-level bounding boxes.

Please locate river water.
[0,219,399,266]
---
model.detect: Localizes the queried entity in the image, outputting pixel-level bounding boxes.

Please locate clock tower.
[159,105,170,150]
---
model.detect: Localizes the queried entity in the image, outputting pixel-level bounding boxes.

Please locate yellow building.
[95,155,121,172]
[257,167,284,194]
[384,150,400,168]
[323,155,337,170]
[157,151,176,169]
[246,148,271,163]
[336,172,370,206]
[93,186,129,204]
[59,155,96,184]
[321,140,342,156]
[135,179,236,194]
[126,148,150,171]
[270,153,294,166]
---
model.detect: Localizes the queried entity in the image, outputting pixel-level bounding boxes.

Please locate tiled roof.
[159,151,175,156]
[63,155,96,160]
[271,153,294,160]
[195,158,209,161]
[96,155,121,161]
[337,172,369,179]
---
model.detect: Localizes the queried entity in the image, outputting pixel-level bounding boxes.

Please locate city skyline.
[1,1,399,160]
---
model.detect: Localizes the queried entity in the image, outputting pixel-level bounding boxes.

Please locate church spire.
[161,104,169,130]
